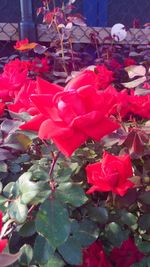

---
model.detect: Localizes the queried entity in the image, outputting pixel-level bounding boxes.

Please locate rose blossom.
[124,57,136,67]
[65,65,114,91]
[0,59,28,101]
[77,241,112,267]
[20,82,119,156]
[86,151,134,196]
[109,238,144,267]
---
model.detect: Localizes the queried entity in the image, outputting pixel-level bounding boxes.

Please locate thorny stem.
[49,151,60,178]
[49,151,60,196]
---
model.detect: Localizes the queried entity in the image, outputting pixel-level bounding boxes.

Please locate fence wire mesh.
[37,0,150,45]
[0,0,20,56]
[0,0,150,57]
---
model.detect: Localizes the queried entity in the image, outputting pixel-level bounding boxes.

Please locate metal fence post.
[19,0,37,41]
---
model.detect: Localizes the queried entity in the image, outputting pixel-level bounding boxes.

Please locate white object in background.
[111,23,127,41]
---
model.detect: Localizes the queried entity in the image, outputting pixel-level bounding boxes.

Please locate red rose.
[124,58,136,67]
[8,80,37,115]
[129,92,150,119]
[95,65,114,88]
[65,65,114,91]
[0,211,8,253]
[109,238,144,267]
[0,102,5,116]
[29,57,50,74]
[86,151,134,196]
[20,82,119,156]
[0,59,28,102]
[77,241,112,267]
[8,77,62,115]
[109,58,122,70]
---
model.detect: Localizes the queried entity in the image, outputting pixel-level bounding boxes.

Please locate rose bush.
[0,2,150,264]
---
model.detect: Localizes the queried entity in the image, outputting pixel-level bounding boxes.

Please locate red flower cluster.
[77,241,112,267]
[65,65,114,91]
[0,57,51,105]
[29,57,50,74]
[78,239,144,267]
[0,211,8,253]
[108,57,136,70]
[110,238,144,267]
[0,59,28,101]
[124,57,136,67]
[105,85,150,120]
[86,151,134,196]
[128,93,150,119]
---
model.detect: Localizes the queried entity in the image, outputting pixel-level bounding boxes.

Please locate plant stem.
[53,20,68,75]
[49,151,60,178]
[49,151,60,198]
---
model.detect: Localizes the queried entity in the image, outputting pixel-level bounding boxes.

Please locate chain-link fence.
[0,0,150,56]
[37,0,150,45]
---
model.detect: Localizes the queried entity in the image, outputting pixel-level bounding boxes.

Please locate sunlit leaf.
[122,76,146,88]
[125,65,146,78]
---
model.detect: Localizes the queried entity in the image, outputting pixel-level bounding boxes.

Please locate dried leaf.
[122,76,146,88]
[125,65,146,78]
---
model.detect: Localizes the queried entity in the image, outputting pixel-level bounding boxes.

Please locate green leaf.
[30,190,50,205]
[39,255,64,267]
[4,132,32,151]
[139,192,150,205]
[138,213,150,231]
[105,222,128,247]
[3,182,19,198]
[34,235,54,264]
[75,219,99,247]
[54,165,73,183]
[88,206,109,224]
[36,199,71,248]
[8,199,28,223]
[58,237,82,265]
[19,244,33,265]
[135,237,150,254]
[9,163,21,174]
[18,172,46,204]
[0,252,21,267]
[121,211,137,226]
[28,165,50,181]
[19,221,36,237]
[0,162,7,172]
[55,182,88,207]
[0,195,7,204]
